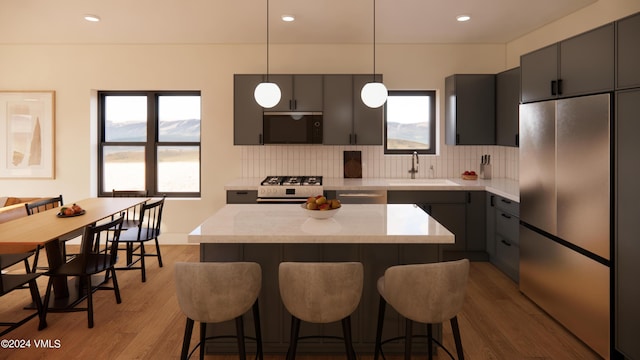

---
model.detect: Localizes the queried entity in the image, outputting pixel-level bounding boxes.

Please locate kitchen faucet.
[408,151,419,179]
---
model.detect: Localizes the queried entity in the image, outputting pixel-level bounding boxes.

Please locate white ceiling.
[0,0,597,45]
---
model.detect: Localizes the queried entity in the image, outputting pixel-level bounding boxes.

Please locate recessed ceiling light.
[84,14,101,22]
[281,15,295,22]
[456,15,471,22]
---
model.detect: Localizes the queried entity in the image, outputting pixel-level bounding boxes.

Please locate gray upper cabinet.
[496,67,520,147]
[617,12,640,89]
[445,74,496,145]
[323,75,354,145]
[234,74,264,145]
[323,74,383,145]
[268,75,323,112]
[521,23,615,103]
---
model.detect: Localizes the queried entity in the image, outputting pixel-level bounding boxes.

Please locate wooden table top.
[0,197,149,251]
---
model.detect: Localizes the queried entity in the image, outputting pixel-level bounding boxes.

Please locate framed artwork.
[0,91,55,178]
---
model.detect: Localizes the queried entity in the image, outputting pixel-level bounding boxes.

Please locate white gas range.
[257,176,323,203]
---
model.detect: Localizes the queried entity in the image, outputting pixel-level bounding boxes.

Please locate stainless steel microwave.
[263,112,323,144]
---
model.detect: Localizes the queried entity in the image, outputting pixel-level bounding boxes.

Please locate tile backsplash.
[240,145,519,180]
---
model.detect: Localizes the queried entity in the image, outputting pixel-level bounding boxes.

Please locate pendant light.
[361,0,388,108]
[254,0,281,108]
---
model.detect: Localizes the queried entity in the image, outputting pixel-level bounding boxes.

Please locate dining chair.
[0,251,46,335]
[374,259,470,360]
[115,197,164,282]
[25,195,83,262]
[111,189,148,230]
[41,215,124,328]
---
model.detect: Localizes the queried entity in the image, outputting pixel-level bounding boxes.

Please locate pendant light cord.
[266,0,270,82]
[372,0,376,83]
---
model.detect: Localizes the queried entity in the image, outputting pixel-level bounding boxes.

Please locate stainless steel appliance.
[257,176,323,203]
[262,112,323,144]
[519,93,610,359]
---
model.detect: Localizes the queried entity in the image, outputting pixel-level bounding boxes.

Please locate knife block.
[480,163,492,179]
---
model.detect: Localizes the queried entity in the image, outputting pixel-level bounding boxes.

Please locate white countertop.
[189,204,454,244]
[225,177,520,202]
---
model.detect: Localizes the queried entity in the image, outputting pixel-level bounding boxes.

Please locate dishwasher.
[333,190,387,204]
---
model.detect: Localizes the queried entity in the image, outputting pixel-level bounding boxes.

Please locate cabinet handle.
[501,239,512,247]
[236,191,249,195]
[456,134,460,144]
[467,192,471,204]
[557,79,563,95]
[515,134,519,147]
[490,195,495,207]
[501,213,512,220]
[293,99,297,109]
[259,133,263,144]
[551,80,557,96]
[353,134,357,144]
[500,198,512,204]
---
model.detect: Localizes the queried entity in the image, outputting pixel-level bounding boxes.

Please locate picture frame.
[0,91,55,179]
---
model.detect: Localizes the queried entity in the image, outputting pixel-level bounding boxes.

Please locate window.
[384,90,436,155]
[98,91,201,197]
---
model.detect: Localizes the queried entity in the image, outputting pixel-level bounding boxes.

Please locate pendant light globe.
[254,82,282,108]
[361,81,388,108]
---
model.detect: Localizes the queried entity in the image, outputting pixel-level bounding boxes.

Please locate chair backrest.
[279,262,363,324]
[25,195,63,215]
[80,215,124,273]
[112,189,148,224]
[381,259,470,324]
[174,262,261,323]
[135,197,164,240]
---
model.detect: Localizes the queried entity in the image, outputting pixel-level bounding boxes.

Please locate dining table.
[0,197,150,310]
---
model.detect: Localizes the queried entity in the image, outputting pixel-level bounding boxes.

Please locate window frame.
[97,90,201,198]
[384,90,437,155]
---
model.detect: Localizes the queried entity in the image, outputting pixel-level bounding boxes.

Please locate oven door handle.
[256,198,307,203]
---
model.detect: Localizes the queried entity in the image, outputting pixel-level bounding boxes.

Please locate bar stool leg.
[181,318,194,360]
[405,318,413,360]
[287,316,301,360]
[236,316,246,360]
[252,300,264,360]
[374,296,386,360]
[451,316,464,360]
[341,316,356,360]
[199,322,206,360]
[427,323,433,360]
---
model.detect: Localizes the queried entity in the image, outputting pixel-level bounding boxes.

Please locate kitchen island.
[189,203,454,354]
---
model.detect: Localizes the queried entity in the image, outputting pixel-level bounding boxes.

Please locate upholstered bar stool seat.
[279,262,363,360]
[175,262,263,360]
[374,259,470,360]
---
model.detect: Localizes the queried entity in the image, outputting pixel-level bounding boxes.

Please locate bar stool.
[278,262,363,360]
[374,259,470,360]
[174,262,263,360]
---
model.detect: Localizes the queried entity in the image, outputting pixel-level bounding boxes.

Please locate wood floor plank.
[0,245,602,359]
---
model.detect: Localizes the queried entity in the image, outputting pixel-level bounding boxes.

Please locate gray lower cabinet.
[445,74,496,145]
[496,67,520,147]
[486,193,520,282]
[615,88,640,360]
[387,190,487,261]
[323,75,383,145]
[616,12,640,90]
[521,23,615,103]
[234,74,265,145]
[226,190,257,204]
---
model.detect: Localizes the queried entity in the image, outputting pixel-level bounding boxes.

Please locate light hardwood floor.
[0,245,601,360]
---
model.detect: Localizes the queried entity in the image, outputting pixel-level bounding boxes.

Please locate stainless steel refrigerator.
[519,93,610,359]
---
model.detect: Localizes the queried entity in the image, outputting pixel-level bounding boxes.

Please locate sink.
[387,179,459,186]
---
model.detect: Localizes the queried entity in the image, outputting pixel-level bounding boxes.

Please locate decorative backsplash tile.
[240,145,519,180]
